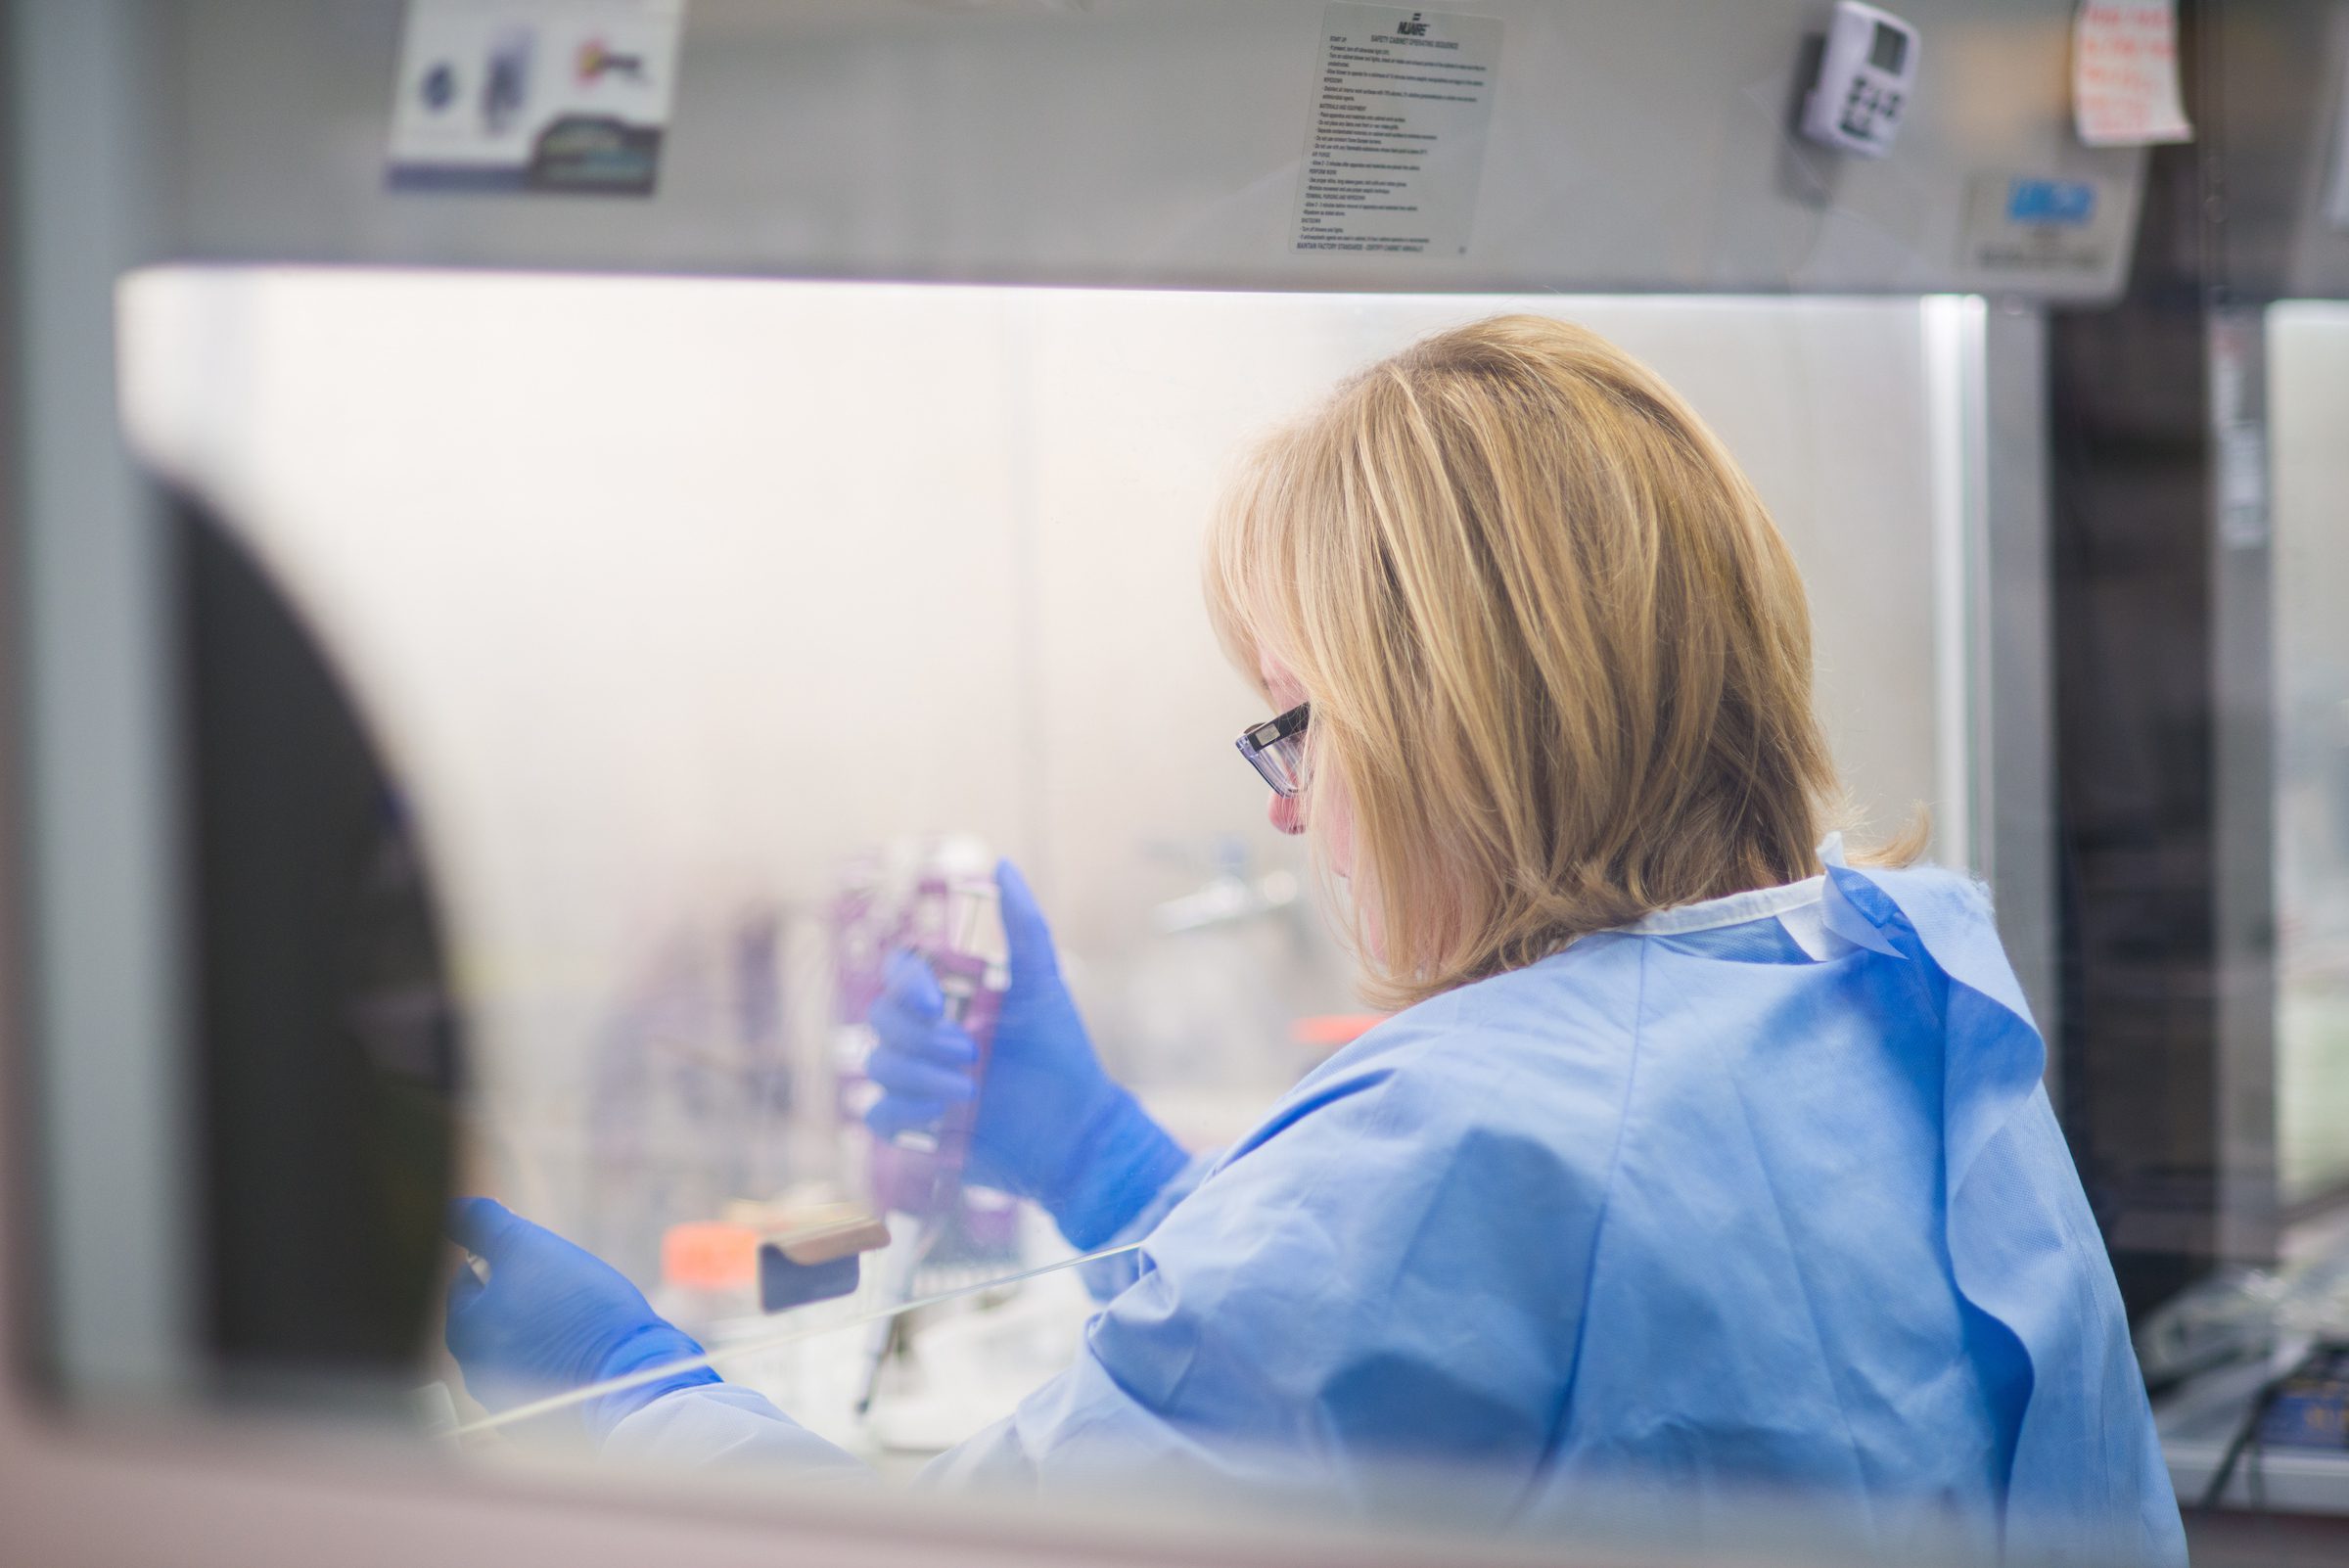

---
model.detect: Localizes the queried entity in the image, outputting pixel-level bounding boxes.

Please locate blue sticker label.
[2007,179,2097,227]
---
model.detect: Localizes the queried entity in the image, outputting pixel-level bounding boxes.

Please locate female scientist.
[444,316,2186,1563]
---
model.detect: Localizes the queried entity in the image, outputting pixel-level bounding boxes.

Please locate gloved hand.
[864,860,1189,1250]
[444,1196,718,1440]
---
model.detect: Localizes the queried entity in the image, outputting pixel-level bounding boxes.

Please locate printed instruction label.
[2072,0,2193,147]
[1293,5,1503,256]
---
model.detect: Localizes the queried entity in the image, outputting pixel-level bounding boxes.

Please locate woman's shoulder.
[1823,858,2037,1023]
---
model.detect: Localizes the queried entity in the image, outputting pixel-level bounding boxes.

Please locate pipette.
[854,861,1008,1415]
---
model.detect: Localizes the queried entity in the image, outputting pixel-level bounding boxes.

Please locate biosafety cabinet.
[7,2,2349,1563]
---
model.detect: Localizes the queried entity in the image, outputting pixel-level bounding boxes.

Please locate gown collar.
[1621,833,1846,938]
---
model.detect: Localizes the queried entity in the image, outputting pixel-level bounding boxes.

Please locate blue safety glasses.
[1234,702,1311,798]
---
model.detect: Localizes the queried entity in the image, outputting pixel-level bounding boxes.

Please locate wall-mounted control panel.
[1802,1,1920,158]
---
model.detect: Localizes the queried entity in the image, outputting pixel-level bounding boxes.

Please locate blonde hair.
[1206,314,1911,1010]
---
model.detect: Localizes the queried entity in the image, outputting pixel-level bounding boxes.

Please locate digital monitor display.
[1870,22,1909,73]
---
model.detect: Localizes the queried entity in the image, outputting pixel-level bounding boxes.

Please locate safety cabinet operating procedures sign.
[1293,5,1503,256]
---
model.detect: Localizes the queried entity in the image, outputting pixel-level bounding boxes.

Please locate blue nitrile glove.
[864,860,1189,1250]
[443,1197,719,1440]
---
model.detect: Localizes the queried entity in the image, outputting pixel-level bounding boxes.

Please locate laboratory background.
[5,2,2349,1565]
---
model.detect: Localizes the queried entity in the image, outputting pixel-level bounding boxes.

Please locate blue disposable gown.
[607,852,2187,1565]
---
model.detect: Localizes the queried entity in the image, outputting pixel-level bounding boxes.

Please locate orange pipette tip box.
[1290,1013,1391,1049]
[661,1221,760,1293]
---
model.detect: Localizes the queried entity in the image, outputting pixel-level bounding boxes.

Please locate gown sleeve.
[601,1382,875,1476]
[1078,1148,1219,1300]
[920,1015,1619,1518]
